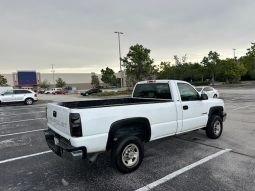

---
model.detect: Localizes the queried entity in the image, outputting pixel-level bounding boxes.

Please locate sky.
[0,0,255,74]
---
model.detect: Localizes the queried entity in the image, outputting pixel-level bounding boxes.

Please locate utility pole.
[114,31,124,88]
[51,64,55,86]
[233,48,236,59]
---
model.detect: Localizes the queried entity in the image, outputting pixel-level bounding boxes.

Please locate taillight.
[69,113,82,137]
[34,93,37,97]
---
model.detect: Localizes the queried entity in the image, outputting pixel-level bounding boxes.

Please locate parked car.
[44,80,226,173]
[80,88,102,96]
[38,88,46,94]
[195,86,219,98]
[53,89,67,95]
[0,89,38,105]
[44,88,62,94]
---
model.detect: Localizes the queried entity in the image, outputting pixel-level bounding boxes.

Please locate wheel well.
[207,106,224,124]
[106,117,151,150]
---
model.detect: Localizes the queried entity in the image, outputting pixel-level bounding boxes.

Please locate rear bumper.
[44,129,87,160]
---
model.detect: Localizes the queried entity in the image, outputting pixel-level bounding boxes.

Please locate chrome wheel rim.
[27,99,32,105]
[213,120,221,136]
[122,144,139,167]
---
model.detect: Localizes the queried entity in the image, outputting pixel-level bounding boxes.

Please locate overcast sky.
[0,0,255,74]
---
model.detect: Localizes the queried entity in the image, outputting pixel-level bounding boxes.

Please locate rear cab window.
[133,83,172,99]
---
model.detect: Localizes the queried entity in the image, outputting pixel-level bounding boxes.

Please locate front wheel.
[206,115,223,139]
[24,98,34,105]
[213,94,217,98]
[111,136,144,173]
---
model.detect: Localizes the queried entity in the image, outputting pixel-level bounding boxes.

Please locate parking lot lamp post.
[114,31,124,88]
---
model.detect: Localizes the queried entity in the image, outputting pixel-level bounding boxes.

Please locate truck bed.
[58,97,170,109]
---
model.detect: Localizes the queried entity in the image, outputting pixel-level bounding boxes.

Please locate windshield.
[133,83,171,99]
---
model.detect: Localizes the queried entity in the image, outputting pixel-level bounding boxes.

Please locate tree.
[91,74,100,87]
[239,42,255,80]
[40,80,50,89]
[55,78,66,88]
[173,55,188,80]
[101,67,117,86]
[157,62,176,79]
[201,51,220,85]
[122,44,156,86]
[0,74,8,86]
[217,59,247,82]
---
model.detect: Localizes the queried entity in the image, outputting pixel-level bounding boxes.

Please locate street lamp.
[114,31,124,88]
[114,31,124,71]
[51,64,55,86]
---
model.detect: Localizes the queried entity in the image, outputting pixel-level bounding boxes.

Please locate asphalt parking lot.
[0,88,255,191]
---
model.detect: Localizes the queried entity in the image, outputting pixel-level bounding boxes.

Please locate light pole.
[51,64,55,86]
[114,31,124,87]
[233,48,236,60]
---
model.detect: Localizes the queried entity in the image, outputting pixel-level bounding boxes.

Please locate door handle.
[183,105,188,110]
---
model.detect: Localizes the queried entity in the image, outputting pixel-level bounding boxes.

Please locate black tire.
[24,98,34,105]
[111,136,144,173]
[206,115,223,139]
[213,94,217,98]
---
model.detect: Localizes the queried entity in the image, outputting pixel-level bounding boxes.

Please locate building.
[2,72,102,90]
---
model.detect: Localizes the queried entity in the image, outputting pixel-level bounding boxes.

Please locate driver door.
[177,83,208,133]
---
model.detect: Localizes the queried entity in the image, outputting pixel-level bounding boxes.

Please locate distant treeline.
[120,42,255,86]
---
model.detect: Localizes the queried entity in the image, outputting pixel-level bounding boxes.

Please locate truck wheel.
[111,136,144,173]
[25,98,34,105]
[206,115,223,139]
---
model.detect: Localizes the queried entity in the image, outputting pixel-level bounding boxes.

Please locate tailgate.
[47,103,71,137]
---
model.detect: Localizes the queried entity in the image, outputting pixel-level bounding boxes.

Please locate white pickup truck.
[44,80,226,173]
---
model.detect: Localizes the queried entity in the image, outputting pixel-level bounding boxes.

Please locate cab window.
[177,83,200,101]
[133,83,172,99]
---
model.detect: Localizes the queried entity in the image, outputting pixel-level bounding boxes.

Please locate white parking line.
[233,104,255,110]
[0,111,45,117]
[0,150,52,164]
[0,106,46,112]
[0,129,46,137]
[0,118,46,125]
[135,149,232,191]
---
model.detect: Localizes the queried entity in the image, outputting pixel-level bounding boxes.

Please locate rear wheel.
[206,115,223,139]
[24,98,34,105]
[111,136,144,173]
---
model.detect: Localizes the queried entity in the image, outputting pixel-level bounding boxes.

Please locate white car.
[45,80,226,173]
[195,86,219,98]
[44,88,62,94]
[0,89,38,105]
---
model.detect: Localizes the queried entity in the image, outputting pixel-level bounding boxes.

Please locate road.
[0,88,254,191]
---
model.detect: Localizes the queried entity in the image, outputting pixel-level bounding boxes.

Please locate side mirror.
[200,93,208,100]
[1,94,4,96]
